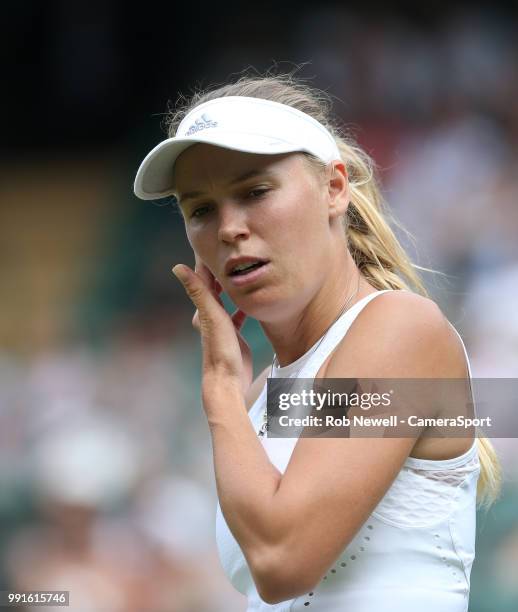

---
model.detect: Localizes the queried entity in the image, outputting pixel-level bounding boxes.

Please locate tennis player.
[133,73,501,611]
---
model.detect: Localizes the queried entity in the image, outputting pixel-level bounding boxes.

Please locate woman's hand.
[172,257,254,401]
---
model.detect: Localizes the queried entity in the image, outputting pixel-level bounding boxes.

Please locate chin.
[234,291,294,324]
[228,287,279,318]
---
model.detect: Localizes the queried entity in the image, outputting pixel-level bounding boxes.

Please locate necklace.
[258,271,362,437]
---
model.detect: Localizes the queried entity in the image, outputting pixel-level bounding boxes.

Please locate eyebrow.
[177,169,273,205]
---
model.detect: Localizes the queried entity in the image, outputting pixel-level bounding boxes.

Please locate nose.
[217,201,250,244]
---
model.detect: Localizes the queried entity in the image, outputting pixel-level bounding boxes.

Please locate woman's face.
[174,143,344,322]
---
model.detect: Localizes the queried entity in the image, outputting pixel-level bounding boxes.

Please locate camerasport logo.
[186,113,218,135]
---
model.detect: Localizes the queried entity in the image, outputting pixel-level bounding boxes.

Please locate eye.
[188,188,269,219]
[190,204,212,219]
[246,187,270,199]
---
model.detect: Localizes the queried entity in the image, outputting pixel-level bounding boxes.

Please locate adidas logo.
[185,113,218,136]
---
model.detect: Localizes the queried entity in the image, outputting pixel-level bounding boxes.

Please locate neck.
[259,250,373,367]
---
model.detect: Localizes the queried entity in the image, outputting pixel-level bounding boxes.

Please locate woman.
[133,73,501,611]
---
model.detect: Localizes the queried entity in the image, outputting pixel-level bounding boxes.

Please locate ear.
[326,161,349,219]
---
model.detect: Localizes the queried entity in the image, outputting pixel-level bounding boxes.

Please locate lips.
[227,260,270,287]
[224,256,269,277]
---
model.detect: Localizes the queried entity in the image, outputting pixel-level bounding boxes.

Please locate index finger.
[194,253,222,295]
[194,254,223,303]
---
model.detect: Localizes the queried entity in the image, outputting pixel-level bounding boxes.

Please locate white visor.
[133,96,341,200]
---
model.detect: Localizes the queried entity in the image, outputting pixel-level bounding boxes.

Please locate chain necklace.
[258,272,362,437]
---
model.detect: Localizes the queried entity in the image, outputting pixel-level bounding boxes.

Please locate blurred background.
[1,2,517,611]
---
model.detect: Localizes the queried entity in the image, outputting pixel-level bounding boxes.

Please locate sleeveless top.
[215,290,480,612]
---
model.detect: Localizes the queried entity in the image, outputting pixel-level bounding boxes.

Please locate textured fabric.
[215,290,480,611]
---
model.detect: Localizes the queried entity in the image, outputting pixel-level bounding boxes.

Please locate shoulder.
[325,290,467,378]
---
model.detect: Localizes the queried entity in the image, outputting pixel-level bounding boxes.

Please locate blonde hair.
[167,69,502,508]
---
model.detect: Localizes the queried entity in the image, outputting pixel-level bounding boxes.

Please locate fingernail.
[172,264,187,282]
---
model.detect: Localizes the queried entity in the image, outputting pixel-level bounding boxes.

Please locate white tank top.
[215,290,480,612]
